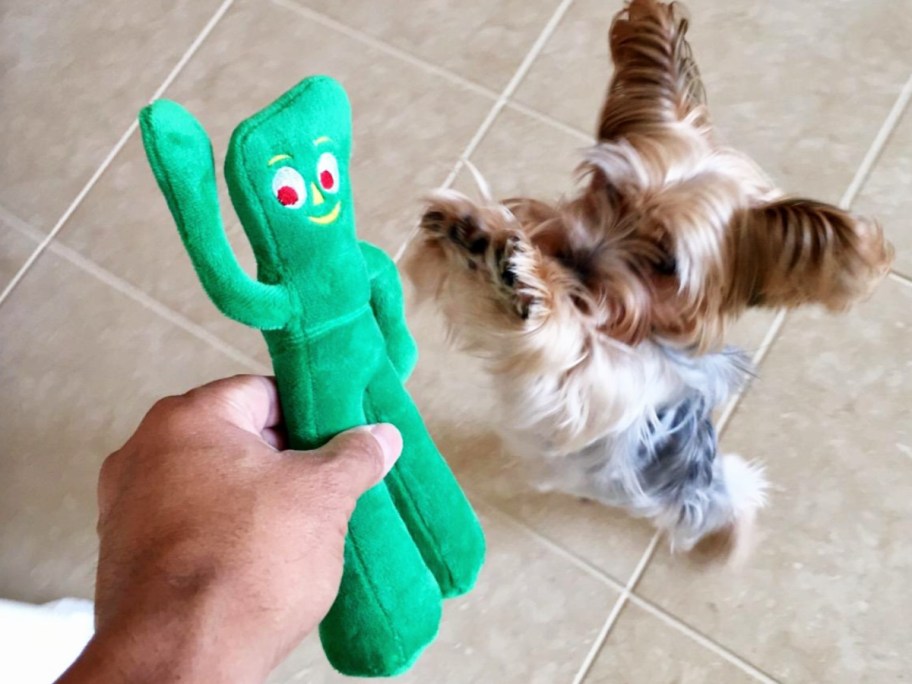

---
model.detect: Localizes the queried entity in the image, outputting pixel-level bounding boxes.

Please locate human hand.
[59,374,402,684]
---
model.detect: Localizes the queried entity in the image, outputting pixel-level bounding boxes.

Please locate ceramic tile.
[0,0,225,231]
[585,601,757,683]
[0,250,254,602]
[854,107,912,278]
[280,0,560,92]
[269,506,618,683]
[0,215,39,293]
[636,279,912,682]
[514,0,912,203]
[56,0,494,365]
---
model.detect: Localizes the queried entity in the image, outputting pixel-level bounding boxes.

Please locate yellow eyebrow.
[313,136,332,145]
[267,154,291,166]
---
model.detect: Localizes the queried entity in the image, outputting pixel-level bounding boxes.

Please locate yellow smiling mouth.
[308,201,341,225]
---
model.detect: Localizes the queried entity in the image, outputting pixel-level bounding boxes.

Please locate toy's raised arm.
[139,100,291,330]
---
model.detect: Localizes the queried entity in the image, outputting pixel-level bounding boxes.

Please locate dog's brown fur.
[407,0,892,355]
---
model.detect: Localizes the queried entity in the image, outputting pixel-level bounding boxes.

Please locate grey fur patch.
[556,346,754,549]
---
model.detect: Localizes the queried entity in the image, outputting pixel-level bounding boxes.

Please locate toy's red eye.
[271,167,306,209]
[316,152,340,194]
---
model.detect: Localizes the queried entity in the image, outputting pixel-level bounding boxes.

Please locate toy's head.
[225,76,359,290]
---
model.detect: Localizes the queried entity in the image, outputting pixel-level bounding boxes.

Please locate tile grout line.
[570,533,660,684]
[268,0,502,103]
[393,0,577,263]
[715,308,789,431]
[625,592,779,684]
[0,0,236,311]
[839,71,912,210]
[888,270,912,289]
[505,100,594,144]
[475,498,626,593]
[0,204,44,243]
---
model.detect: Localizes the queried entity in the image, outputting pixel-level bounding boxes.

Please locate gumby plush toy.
[138,76,485,677]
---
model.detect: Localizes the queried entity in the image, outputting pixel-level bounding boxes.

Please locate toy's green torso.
[266,305,384,450]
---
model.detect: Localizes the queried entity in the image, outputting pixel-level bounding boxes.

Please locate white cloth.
[0,598,94,683]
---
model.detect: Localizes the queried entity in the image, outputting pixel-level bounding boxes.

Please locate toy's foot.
[320,483,442,676]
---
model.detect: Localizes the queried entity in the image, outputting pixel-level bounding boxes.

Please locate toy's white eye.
[272,167,306,208]
[316,152,340,194]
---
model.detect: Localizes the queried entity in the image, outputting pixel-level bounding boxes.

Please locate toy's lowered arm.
[139,100,291,330]
[359,241,418,381]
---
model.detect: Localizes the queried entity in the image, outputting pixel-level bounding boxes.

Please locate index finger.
[185,374,283,435]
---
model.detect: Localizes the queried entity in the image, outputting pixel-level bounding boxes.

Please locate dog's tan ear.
[598,0,708,142]
[725,199,893,313]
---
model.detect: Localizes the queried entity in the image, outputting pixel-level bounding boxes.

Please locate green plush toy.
[138,76,485,677]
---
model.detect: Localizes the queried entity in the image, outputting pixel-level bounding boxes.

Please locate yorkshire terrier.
[404,0,893,554]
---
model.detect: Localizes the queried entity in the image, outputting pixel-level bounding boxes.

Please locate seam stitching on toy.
[301,303,373,341]
[347,520,409,668]
[364,381,457,590]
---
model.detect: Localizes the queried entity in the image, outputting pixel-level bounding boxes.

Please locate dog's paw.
[421,198,540,321]
[420,207,490,255]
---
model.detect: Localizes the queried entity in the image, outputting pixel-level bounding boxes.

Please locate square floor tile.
[0,249,255,602]
[514,0,912,204]
[279,0,560,92]
[56,0,494,366]
[854,106,912,278]
[585,601,757,683]
[0,0,225,230]
[636,279,912,682]
[269,505,618,683]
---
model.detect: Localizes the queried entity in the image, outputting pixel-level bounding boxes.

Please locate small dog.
[404,0,893,553]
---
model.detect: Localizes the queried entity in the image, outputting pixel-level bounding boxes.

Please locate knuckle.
[146,394,188,422]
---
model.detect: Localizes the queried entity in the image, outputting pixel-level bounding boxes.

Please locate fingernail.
[368,423,403,475]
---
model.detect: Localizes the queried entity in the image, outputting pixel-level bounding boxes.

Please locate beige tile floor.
[2,0,910,681]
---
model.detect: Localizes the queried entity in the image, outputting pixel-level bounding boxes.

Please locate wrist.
[58,582,271,684]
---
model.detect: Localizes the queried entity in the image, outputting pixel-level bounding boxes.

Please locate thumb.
[313,424,403,498]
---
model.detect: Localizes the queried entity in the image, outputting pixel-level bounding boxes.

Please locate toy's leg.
[270,346,443,676]
[319,483,442,676]
[364,361,486,597]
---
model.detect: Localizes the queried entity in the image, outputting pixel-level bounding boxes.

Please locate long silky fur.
[404,0,892,554]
